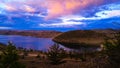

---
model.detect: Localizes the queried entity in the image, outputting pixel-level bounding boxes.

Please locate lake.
[0,35,55,51]
[0,35,101,52]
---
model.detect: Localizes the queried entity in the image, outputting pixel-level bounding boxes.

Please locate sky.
[0,0,120,31]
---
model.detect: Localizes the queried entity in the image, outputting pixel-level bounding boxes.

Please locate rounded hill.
[52,30,105,49]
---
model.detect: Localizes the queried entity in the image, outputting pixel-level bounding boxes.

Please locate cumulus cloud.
[35,0,104,19]
[0,0,113,19]
[1,0,119,20]
[59,2,120,21]
[95,10,120,18]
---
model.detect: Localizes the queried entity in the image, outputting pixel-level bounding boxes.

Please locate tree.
[103,31,120,67]
[46,43,66,65]
[0,41,26,68]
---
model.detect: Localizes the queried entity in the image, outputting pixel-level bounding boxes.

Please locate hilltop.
[52,30,119,49]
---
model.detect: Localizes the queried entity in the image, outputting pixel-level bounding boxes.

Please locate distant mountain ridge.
[0,30,62,38]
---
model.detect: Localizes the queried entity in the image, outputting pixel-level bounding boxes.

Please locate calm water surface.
[0,35,99,52]
[0,35,55,50]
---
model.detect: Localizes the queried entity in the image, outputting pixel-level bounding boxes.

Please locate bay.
[0,35,54,51]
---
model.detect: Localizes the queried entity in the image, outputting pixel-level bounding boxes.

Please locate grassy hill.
[52,30,114,49]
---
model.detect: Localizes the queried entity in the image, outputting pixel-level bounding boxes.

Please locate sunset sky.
[0,0,120,31]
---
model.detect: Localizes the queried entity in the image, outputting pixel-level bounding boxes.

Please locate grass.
[18,51,109,68]
[53,30,105,49]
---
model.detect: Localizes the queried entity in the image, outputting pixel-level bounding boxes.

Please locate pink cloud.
[4,4,17,11]
[41,0,104,20]
[1,0,119,19]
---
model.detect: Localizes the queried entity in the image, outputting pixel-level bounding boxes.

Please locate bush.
[103,32,120,67]
[46,43,66,65]
[0,41,26,68]
[36,54,41,60]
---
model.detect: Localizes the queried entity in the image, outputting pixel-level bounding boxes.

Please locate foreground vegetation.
[102,31,120,68]
[0,30,120,68]
[0,42,25,68]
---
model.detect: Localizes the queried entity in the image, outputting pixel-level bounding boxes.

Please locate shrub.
[103,32,120,67]
[46,43,66,65]
[0,41,26,68]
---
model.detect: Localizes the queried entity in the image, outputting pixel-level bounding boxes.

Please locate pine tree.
[103,31,120,67]
[0,41,26,68]
[46,43,66,65]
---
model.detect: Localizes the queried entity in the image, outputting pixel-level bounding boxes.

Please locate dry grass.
[19,53,108,68]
